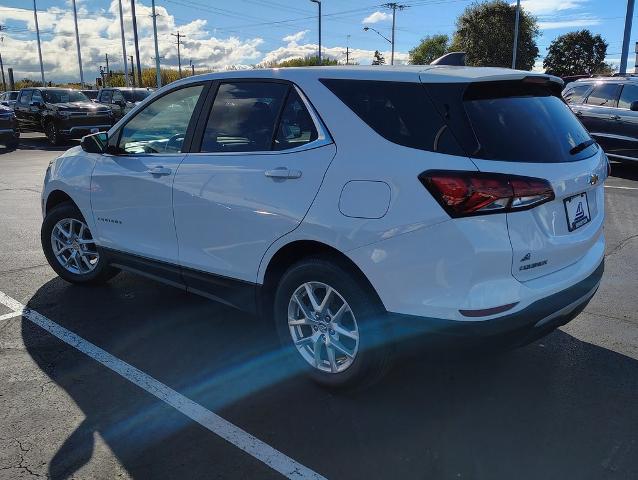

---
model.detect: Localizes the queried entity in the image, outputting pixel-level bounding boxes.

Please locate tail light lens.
[419,170,554,218]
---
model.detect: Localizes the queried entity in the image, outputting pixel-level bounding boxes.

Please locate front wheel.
[44,120,64,146]
[41,202,118,284]
[273,258,390,389]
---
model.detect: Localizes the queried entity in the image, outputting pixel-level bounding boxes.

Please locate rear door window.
[585,83,621,107]
[618,84,638,109]
[563,84,591,104]
[200,81,288,153]
[273,90,318,151]
[462,81,596,162]
[101,90,112,103]
[320,79,462,155]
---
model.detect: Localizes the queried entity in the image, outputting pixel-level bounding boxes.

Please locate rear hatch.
[423,76,607,281]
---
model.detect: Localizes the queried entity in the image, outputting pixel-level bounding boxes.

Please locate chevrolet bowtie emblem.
[589,173,599,185]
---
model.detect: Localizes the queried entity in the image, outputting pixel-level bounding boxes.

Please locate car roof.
[165,65,561,87]
[572,76,638,84]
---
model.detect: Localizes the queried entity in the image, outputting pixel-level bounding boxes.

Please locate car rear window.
[320,79,463,155]
[462,81,597,162]
[122,90,151,102]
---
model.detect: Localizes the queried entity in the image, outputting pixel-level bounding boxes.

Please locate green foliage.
[409,34,450,65]
[543,30,610,76]
[261,56,340,68]
[450,0,539,70]
[372,50,386,66]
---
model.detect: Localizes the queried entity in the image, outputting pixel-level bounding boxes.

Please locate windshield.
[122,90,151,102]
[42,89,90,104]
[463,82,597,162]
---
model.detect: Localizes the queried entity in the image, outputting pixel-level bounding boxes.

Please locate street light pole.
[310,0,321,65]
[151,0,162,88]
[33,0,45,85]
[71,0,84,87]
[511,0,521,69]
[130,0,143,87]
[620,0,636,75]
[117,0,130,87]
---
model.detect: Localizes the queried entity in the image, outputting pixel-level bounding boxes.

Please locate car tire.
[41,202,119,284]
[44,120,64,146]
[273,257,391,389]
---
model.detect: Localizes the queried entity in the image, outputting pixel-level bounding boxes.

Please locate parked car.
[14,88,112,145]
[0,90,19,109]
[563,76,638,163]
[40,67,606,387]
[95,87,153,122]
[80,89,98,101]
[0,104,19,148]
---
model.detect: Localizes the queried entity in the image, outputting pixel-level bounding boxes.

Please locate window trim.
[617,83,638,110]
[189,78,332,156]
[107,80,212,157]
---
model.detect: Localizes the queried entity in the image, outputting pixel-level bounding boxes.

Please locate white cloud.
[282,30,309,44]
[539,18,601,30]
[362,11,392,24]
[520,0,588,15]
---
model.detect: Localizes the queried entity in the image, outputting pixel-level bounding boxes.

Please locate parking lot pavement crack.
[0,187,42,194]
[605,234,638,257]
[0,264,50,277]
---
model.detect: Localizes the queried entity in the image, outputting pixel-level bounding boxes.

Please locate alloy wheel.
[287,281,359,373]
[50,218,99,275]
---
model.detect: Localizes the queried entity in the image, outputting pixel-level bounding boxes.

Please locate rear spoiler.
[430,52,466,66]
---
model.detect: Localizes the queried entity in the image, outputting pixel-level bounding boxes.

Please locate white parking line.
[0,310,23,321]
[0,290,326,480]
[605,185,638,191]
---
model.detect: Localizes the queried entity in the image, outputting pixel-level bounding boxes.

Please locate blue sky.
[0,0,635,82]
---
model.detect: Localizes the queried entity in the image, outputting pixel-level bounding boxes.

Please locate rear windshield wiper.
[570,139,596,155]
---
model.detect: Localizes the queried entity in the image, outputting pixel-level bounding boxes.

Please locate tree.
[261,56,340,68]
[450,0,539,70]
[409,34,450,65]
[543,30,610,76]
[372,50,386,65]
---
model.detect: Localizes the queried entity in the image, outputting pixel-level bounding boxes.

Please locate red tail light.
[419,170,554,218]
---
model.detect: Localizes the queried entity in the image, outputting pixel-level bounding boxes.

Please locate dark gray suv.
[563,77,638,162]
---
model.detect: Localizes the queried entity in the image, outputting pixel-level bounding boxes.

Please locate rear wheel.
[274,258,390,389]
[41,202,118,284]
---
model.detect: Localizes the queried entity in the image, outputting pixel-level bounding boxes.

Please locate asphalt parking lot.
[1,132,638,480]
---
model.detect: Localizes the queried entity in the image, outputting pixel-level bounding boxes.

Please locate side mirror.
[630,101,638,112]
[80,132,108,154]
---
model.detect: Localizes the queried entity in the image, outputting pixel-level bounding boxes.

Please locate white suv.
[41,66,607,387]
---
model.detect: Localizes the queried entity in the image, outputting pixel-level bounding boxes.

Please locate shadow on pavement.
[23,274,638,480]
[610,161,638,182]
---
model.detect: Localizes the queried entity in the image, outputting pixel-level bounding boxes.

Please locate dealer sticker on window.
[564,192,591,232]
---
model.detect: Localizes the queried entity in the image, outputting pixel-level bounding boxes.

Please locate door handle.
[610,114,621,121]
[148,166,172,176]
[574,110,583,116]
[264,167,302,180]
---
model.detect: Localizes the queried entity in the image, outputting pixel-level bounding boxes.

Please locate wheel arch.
[259,240,385,318]
[45,189,77,214]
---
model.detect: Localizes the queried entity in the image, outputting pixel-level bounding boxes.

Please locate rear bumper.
[388,259,603,346]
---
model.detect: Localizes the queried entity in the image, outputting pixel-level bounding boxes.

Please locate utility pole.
[310,0,321,65]
[0,33,6,92]
[511,0,521,69]
[189,59,195,76]
[382,3,407,66]
[130,0,143,87]
[151,0,162,88]
[129,55,135,87]
[105,53,110,87]
[172,32,185,78]
[345,34,350,65]
[620,0,635,75]
[33,0,45,85]
[635,42,638,74]
[117,0,129,87]
[71,0,84,87]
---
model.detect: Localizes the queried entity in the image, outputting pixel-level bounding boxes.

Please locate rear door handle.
[264,167,302,180]
[148,166,172,176]
[610,114,621,121]
[574,110,583,116]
